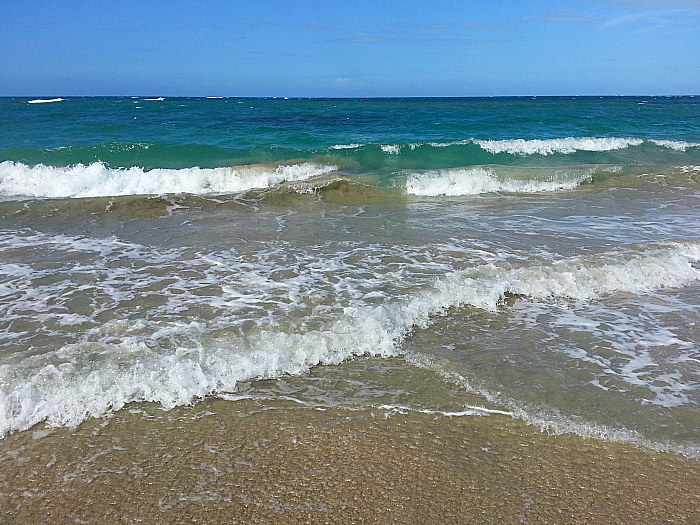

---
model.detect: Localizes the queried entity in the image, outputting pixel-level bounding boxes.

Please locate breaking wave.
[1,229,699,436]
[405,166,594,196]
[0,161,338,198]
[472,137,645,155]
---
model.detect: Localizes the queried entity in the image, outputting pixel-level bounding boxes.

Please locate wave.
[369,137,698,157]
[1,160,695,203]
[651,140,700,152]
[27,98,66,104]
[426,241,700,313]
[472,137,645,155]
[1,232,699,436]
[321,137,700,172]
[0,161,338,198]
[405,166,595,196]
[2,137,697,187]
[264,166,595,202]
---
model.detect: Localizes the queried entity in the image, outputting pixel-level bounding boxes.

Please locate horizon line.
[5,93,699,100]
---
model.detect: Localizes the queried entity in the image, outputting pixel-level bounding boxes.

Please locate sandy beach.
[2,396,699,524]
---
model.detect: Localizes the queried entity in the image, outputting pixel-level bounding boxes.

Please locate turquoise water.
[1,96,700,456]
[3,96,699,170]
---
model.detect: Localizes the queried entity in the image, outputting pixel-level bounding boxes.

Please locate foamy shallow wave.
[0,161,337,198]
[405,167,592,196]
[1,230,699,436]
[473,137,644,155]
[0,308,400,435]
[426,242,700,313]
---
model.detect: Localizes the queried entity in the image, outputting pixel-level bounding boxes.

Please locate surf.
[404,166,596,195]
[0,161,338,199]
[2,228,699,438]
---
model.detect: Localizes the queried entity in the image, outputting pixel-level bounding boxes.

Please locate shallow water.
[2,383,700,524]
[1,96,700,459]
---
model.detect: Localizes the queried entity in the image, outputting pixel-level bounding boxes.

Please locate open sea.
[1,96,700,521]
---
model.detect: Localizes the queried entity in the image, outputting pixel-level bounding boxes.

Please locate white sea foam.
[376,404,513,417]
[334,138,696,156]
[405,167,591,196]
[473,137,644,155]
[0,161,337,198]
[1,229,699,437]
[27,98,65,104]
[424,140,471,148]
[381,144,401,155]
[425,242,700,313]
[0,300,403,435]
[651,139,700,152]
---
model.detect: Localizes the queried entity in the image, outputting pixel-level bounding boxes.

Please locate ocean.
[1,96,700,522]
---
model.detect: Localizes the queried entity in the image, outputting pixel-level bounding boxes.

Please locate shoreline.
[2,398,699,524]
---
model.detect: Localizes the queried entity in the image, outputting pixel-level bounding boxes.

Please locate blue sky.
[1,0,699,97]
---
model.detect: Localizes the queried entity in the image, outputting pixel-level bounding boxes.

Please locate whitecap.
[405,167,592,196]
[473,137,644,155]
[0,161,338,199]
[27,98,65,104]
[381,144,401,155]
[651,140,700,152]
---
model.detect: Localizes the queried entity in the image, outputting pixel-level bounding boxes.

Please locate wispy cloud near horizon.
[599,7,700,31]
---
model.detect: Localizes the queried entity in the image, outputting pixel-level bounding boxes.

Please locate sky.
[1,0,699,97]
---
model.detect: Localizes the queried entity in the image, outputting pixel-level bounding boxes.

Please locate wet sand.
[1,398,699,524]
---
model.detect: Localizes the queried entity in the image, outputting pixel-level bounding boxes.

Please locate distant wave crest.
[650,139,700,152]
[473,137,644,155]
[361,137,696,158]
[27,98,66,104]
